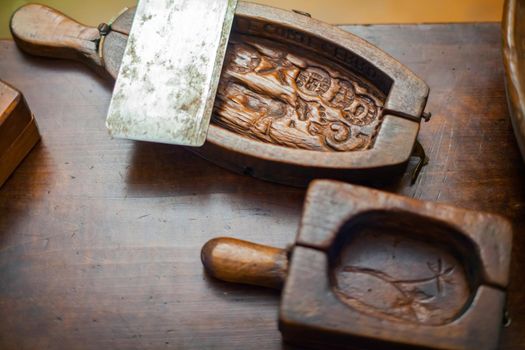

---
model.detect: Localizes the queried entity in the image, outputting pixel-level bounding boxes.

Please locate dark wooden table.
[0,23,524,350]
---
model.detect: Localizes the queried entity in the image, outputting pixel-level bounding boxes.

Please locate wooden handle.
[10,4,105,75]
[201,237,289,290]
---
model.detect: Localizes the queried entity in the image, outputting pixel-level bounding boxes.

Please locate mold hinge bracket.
[411,140,429,185]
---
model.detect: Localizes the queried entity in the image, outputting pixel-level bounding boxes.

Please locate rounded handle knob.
[201,237,289,290]
[10,4,103,73]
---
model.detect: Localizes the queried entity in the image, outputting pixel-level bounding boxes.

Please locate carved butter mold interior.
[213,31,387,152]
[328,211,480,326]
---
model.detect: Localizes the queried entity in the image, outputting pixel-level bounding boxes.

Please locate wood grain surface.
[0,23,524,349]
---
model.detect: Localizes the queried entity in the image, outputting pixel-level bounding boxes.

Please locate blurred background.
[0,0,503,39]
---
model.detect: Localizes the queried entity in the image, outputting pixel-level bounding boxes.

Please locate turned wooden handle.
[10,4,104,74]
[201,237,289,290]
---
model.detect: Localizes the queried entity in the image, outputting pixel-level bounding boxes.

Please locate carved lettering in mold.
[213,35,385,152]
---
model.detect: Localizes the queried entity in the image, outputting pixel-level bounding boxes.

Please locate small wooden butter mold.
[0,80,40,188]
[202,180,513,350]
[11,3,430,187]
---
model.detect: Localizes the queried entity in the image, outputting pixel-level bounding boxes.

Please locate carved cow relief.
[213,35,386,152]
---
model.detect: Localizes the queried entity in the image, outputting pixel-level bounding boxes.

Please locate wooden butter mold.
[10,3,430,187]
[202,180,513,350]
[503,0,525,162]
[0,80,40,188]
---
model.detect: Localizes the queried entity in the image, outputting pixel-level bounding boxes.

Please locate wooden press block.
[279,180,512,350]
[0,80,40,187]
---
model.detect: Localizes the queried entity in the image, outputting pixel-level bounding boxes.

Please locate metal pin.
[292,10,312,18]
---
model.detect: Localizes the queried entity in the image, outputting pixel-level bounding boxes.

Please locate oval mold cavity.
[328,210,481,326]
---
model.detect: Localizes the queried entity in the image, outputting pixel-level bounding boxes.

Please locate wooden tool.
[202,180,513,350]
[503,0,525,162]
[10,4,430,187]
[0,80,40,188]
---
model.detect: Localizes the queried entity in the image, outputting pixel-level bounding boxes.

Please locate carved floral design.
[334,258,460,325]
[213,35,385,152]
